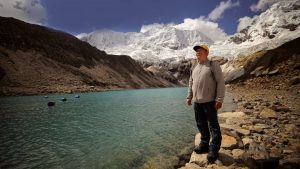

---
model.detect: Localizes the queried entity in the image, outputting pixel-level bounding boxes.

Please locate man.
[186,44,225,162]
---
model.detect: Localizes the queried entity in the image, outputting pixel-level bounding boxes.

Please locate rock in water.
[47,102,55,106]
[60,97,67,102]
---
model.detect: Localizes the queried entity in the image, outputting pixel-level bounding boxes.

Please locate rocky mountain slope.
[223,37,300,83]
[0,17,177,96]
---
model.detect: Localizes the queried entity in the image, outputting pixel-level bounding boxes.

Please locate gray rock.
[218,149,235,166]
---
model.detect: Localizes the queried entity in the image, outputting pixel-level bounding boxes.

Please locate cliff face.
[0,17,175,96]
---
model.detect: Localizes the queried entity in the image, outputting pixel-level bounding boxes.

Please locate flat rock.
[260,108,277,119]
[220,124,240,131]
[219,112,246,118]
[221,134,238,150]
[236,128,251,136]
[225,117,249,126]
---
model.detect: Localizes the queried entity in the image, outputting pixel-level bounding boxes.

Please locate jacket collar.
[197,59,209,65]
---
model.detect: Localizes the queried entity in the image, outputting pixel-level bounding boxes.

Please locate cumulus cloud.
[250,0,281,12]
[174,17,228,41]
[0,0,46,25]
[208,0,240,21]
[236,16,257,32]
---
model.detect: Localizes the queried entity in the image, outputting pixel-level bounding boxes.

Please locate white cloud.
[250,0,281,12]
[174,17,228,41]
[0,0,46,25]
[208,0,240,21]
[237,16,257,32]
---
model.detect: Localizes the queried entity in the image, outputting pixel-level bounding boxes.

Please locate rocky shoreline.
[176,82,300,169]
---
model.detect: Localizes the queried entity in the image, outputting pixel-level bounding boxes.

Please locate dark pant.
[194,101,222,152]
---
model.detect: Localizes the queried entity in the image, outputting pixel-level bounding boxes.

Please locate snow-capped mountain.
[78,0,300,62]
[210,0,300,59]
[78,25,214,62]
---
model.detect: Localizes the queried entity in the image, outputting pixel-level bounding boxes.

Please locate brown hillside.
[0,17,175,96]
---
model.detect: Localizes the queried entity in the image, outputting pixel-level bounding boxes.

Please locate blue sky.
[41,0,258,35]
[0,0,277,36]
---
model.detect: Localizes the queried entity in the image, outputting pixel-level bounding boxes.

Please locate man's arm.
[213,62,225,103]
[186,70,193,100]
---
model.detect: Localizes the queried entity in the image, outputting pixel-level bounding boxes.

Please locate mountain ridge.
[0,16,177,96]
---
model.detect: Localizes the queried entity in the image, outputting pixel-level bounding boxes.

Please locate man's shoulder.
[190,59,198,70]
[209,60,220,67]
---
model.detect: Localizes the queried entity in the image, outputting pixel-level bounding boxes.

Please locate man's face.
[195,48,208,62]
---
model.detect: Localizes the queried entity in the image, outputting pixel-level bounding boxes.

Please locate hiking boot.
[207,149,219,163]
[194,144,209,154]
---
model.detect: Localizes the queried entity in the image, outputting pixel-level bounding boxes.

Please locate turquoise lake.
[0,87,235,169]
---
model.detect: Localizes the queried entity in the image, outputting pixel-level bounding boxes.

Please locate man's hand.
[186,99,192,106]
[215,101,222,109]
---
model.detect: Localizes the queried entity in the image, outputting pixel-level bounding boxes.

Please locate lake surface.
[0,87,235,169]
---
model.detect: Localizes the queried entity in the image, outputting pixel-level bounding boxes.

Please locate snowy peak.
[79,25,213,62]
[230,0,300,44]
[80,30,129,50]
[78,0,300,62]
[210,0,300,60]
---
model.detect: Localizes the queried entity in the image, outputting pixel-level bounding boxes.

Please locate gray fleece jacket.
[186,59,225,103]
